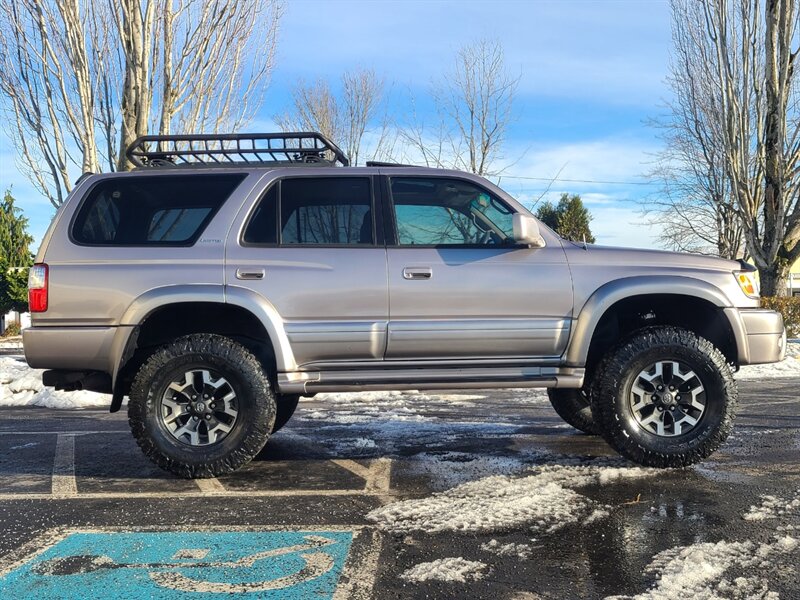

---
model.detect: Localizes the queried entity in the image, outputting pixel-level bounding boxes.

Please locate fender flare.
[564,275,737,366]
[109,285,296,403]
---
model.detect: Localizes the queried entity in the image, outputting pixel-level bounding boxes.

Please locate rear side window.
[243,177,373,245]
[72,174,245,245]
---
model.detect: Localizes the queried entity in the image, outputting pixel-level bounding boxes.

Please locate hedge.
[761,296,800,338]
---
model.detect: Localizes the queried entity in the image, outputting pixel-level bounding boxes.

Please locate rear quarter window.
[72,173,245,246]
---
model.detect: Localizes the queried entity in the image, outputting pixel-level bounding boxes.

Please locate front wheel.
[128,334,276,478]
[590,326,737,468]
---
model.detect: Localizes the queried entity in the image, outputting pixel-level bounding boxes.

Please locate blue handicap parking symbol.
[0,530,354,598]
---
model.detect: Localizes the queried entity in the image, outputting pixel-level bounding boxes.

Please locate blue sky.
[0,0,672,248]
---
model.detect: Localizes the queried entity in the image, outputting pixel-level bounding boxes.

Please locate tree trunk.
[759,261,791,297]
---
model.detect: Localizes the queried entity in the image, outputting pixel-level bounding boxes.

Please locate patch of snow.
[737,340,800,380]
[495,389,550,404]
[301,420,522,456]
[0,357,109,409]
[481,539,535,560]
[743,492,800,521]
[400,557,487,583]
[405,451,535,491]
[328,437,377,455]
[10,442,39,450]
[607,536,798,600]
[298,390,485,424]
[0,337,23,350]
[298,389,549,425]
[368,459,657,535]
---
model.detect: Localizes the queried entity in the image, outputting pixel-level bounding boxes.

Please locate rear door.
[383,175,573,360]
[226,174,389,367]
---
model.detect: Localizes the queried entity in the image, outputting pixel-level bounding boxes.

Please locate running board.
[277,366,584,395]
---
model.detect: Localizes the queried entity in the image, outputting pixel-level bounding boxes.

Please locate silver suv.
[24,132,786,478]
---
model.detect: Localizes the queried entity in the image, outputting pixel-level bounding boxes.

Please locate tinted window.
[242,184,278,244]
[73,174,244,245]
[280,178,372,245]
[390,177,514,246]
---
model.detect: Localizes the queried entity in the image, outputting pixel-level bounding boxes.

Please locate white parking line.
[365,458,392,494]
[0,488,400,501]
[195,478,226,493]
[331,459,372,481]
[0,429,395,501]
[333,527,382,600]
[51,434,77,497]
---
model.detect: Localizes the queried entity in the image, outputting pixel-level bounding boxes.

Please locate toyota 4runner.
[23,132,787,478]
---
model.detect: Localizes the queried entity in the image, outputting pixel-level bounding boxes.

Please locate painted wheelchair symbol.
[32,534,337,593]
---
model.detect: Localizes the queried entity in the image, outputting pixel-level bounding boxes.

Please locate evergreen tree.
[0,189,33,314]
[534,201,560,232]
[535,193,596,243]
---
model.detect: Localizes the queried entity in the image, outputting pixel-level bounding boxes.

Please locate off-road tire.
[590,326,737,468]
[129,334,276,478]
[272,394,300,434]
[547,389,601,435]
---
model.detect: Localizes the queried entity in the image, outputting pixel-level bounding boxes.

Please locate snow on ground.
[743,492,800,522]
[736,340,800,380]
[404,451,536,491]
[607,537,799,600]
[400,557,488,583]
[0,336,23,350]
[480,539,536,560]
[368,459,657,535]
[0,356,109,409]
[299,389,548,424]
[295,390,530,457]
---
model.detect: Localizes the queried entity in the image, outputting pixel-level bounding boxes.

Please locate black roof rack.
[126,132,350,168]
[365,161,417,167]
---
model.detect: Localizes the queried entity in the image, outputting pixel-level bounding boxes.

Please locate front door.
[384,175,573,360]
[226,175,388,367]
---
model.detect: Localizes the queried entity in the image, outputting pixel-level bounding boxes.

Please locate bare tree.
[401,39,518,176]
[0,0,282,208]
[666,0,800,295]
[646,1,746,260]
[645,98,744,257]
[276,68,387,166]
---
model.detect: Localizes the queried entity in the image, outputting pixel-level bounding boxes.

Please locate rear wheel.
[547,389,600,435]
[591,326,737,468]
[272,394,300,433]
[128,334,276,478]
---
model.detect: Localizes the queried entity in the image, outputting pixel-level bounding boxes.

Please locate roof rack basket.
[125,132,350,168]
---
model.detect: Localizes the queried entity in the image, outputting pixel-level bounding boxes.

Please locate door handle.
[236,268,265,280]
[402,267,432,280]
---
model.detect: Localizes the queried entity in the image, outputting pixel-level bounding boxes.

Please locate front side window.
[390,177,514,246]
[73,173,244,245]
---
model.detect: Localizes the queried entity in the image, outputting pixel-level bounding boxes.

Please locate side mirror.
[512,213,546,248]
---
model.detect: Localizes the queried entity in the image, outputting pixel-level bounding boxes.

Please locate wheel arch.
[109,285,295,412]
[565,276,744,373]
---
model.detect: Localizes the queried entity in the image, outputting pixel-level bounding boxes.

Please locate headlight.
[734,271,759,298]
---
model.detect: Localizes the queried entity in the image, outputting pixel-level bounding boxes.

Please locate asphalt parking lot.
[0,378,798,599]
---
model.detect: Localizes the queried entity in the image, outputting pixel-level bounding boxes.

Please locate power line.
[498,175,657,186]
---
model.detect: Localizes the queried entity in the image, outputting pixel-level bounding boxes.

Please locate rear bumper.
[733,308,786,365]
[23,326,116,371]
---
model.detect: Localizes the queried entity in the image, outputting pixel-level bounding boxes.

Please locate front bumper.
[730,308,786,365]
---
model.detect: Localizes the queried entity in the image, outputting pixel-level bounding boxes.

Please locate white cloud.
[490,137,662,249]
[499,137,659,186]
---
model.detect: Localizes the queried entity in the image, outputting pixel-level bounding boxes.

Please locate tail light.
[28,263,48,312]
